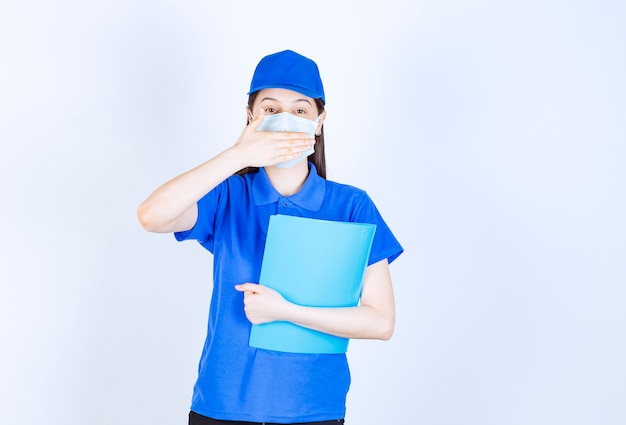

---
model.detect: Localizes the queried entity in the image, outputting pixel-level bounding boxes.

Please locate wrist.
[219,145,249,172]
[280,300,307,325]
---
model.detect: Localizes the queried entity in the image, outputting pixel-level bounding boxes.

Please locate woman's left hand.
[234,283,290,325]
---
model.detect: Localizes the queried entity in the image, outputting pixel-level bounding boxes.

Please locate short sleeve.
[173,181,225,253]
[352,193,403,265]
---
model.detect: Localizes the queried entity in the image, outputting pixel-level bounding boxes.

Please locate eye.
[295,108,307,115]
[264,107,278,114]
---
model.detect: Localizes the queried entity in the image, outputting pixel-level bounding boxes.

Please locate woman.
[137,50,403,425]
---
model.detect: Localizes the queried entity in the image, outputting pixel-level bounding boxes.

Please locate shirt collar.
[252,162,326,211]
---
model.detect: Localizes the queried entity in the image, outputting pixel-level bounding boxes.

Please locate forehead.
[256,88,315,104]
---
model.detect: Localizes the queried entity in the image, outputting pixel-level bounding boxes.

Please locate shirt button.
[282,202,289,207]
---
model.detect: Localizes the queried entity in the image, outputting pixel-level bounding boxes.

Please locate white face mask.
[256,112,319,168]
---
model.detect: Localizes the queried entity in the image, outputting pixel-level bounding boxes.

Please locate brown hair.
[235,92,327,179]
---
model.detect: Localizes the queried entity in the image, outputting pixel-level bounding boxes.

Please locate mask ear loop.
[314,115,322,136]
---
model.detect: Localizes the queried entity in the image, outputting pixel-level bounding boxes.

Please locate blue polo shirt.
[175,163,403,423]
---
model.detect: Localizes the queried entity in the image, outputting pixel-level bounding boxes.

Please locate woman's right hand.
[232,107,315,168]
[138,108,315,234]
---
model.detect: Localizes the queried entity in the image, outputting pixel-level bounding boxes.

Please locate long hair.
[235,92,327,179]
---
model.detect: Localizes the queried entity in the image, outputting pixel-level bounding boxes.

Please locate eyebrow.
[259,97,312,106]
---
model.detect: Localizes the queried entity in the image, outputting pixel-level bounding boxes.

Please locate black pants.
[189,410,345,425]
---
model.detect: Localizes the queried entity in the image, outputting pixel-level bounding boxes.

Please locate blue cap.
[248,50,325,104]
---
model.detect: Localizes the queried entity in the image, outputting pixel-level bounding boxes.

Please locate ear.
[246,106,254,123]
[315,110,327,135]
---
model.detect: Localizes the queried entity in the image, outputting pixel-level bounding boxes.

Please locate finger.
[234,283,258,293]
[275,149,309,164]
[279,139,316,157]
[274,135,315,151]
[275,131,315,140]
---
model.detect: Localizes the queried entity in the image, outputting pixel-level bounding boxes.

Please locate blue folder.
[249,214,376,354]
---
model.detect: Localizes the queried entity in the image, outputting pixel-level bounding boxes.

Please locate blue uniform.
[175,163,403,423]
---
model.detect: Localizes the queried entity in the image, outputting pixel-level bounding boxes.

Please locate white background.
[1,1,625,424]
